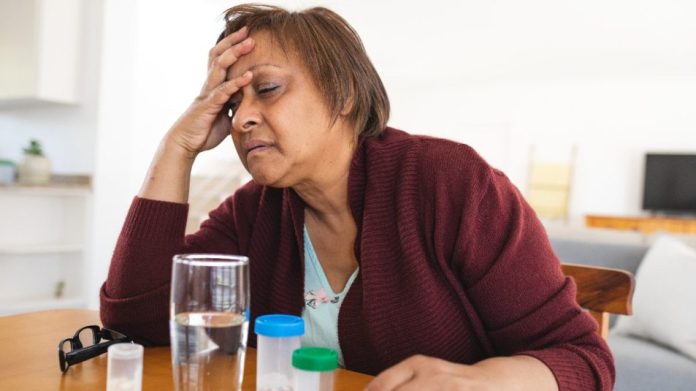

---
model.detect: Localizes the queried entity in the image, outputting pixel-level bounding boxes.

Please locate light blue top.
[301,226,358,367]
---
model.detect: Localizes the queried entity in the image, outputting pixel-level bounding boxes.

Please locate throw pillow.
[613,235,696,361]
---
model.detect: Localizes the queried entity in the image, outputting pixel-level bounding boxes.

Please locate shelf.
[0,185,90,197]
[0,296,86,316]
[0,243,83,255]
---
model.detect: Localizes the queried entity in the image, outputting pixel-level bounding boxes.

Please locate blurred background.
[1,0,695,314]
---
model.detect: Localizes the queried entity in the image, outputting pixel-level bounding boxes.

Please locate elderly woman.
[100,4,613,390]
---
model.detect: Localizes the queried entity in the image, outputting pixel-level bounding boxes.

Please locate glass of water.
[170,254,250,391]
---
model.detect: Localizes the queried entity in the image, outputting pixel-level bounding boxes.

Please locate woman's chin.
[248,169,286,188]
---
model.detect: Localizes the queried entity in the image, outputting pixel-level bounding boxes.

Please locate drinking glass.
[170,254,250,391]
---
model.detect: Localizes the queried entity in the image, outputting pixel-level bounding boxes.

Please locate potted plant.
[17,139,52,185]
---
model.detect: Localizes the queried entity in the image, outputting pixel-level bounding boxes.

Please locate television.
[642,153,696,214]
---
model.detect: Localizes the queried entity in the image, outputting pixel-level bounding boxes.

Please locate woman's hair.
[219,4,389,139]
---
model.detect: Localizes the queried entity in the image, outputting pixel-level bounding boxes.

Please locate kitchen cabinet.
[0,0,82,105]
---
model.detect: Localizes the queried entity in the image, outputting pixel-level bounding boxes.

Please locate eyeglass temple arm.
[65,339,130,366]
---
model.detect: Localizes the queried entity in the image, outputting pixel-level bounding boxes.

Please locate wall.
[351,0,696,218]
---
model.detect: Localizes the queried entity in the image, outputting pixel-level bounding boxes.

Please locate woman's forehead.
[227,31,298,79]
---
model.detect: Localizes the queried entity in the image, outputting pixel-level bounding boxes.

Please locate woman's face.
[226,30,352,188]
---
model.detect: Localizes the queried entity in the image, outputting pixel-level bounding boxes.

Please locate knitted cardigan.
[100,127,614,390]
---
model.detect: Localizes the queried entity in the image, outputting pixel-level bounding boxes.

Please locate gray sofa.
[550,237,696,391]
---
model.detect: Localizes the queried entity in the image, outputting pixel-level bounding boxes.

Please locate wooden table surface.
[0,309,373,390]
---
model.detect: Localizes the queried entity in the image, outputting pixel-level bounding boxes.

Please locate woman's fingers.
[365,356,420,391]
[365,355,468,391]
[165,27,254,155]
[206,71,253,107]
[208,26,248,68]
[202,37,255,95]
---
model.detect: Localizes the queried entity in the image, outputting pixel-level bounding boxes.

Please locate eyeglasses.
[58,325,132,372]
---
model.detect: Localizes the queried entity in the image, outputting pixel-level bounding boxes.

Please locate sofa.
[550,234,696,391]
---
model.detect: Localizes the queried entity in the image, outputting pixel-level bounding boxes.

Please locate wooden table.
[0,309,373,390]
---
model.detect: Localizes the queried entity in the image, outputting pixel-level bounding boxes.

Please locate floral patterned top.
[301,225,359,367]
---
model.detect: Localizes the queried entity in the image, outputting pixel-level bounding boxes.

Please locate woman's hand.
[365,355,497,391]
[138,27,256,203]
[166,26,255,159]
[365,354,558,391]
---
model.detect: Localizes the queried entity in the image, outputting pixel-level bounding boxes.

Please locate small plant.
[23,139,44,156]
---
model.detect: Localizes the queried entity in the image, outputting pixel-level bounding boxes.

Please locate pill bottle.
[255,314,304,391]
[292,347,338,391]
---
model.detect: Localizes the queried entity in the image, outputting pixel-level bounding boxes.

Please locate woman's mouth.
[248,145,269,157]
[245,141,273,159]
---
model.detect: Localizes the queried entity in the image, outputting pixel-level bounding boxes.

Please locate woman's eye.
[258,85,279,95]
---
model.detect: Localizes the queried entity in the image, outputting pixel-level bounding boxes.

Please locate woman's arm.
[137,139,195,203]
[100,27,255,344]
[447,165,612,390]
[369,153,612,390]
[139,26,254,203]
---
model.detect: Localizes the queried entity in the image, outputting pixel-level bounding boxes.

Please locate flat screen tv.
[642,153,696,214]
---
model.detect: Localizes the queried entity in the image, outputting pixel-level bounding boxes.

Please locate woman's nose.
[231,97,261,132]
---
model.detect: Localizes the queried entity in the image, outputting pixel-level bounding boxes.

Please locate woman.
[100,4,613,390]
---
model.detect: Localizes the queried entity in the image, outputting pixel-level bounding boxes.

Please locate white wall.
[351,0,696,218]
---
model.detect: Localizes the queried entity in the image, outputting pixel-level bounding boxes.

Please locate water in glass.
[171,311,249,391]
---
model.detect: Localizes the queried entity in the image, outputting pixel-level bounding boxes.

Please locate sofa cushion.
[613,235,696,361]
[609,334,696,391]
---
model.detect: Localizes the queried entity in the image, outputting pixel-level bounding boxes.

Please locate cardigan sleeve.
[99,193,247,345]
[453,168,615,391]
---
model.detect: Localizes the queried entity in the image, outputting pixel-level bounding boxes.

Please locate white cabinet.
[0,183,91,315]
[0,0,82,105]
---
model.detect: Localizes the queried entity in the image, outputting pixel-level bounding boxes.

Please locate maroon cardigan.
[101,127,614,390]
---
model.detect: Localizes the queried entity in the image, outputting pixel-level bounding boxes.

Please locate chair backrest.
[561,263,635,339]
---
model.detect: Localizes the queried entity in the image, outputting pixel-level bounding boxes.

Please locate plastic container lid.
[255,314,305,337]
[108,343,143,359]
[292,347,338,372]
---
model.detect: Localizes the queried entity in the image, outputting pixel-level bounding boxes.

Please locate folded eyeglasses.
[58,325,132,373]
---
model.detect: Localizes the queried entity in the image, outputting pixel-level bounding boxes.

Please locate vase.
[18,155,51,185]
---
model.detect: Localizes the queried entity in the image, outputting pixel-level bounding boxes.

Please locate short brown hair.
[219,4,389,138]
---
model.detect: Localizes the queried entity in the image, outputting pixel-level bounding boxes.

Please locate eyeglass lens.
[76,326,99,348]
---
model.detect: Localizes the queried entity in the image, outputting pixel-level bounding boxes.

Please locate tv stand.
[585,214,696,234]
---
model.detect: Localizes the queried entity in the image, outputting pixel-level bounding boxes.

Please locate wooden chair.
[561,263,635,339]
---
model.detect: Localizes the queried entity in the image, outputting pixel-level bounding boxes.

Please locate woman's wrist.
[137,136,197,204]
[472,355,558,391]
[161,130,201,163]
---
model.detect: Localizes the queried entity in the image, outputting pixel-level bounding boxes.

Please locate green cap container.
[292,347,338,372]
